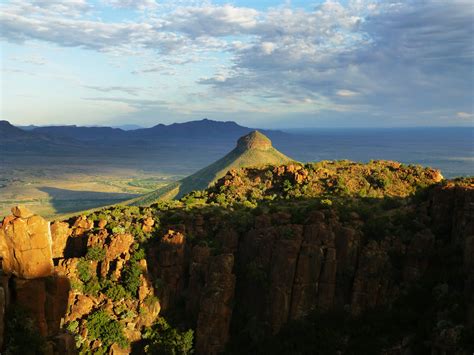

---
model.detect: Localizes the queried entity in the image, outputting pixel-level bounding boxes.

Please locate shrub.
[86,310,128,349]
[86,246,106,261]
[143,318,194,355]
[83,277,101,297]
[104,283,129,301]
[77,259,92,283]
[131,247,146,262]
[122,261,142,297]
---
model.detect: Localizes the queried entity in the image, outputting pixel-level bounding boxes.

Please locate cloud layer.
[1,0,473,126]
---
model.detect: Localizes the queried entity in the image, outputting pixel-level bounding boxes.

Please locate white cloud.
[337,89,359,97]
[102,0,158,10]
[164,4,259,37]
[83,97,167,109]
[456,111,474,119]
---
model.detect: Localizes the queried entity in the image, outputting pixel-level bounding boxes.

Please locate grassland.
[0,167,181,219]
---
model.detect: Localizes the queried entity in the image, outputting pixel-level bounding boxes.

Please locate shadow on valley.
[38,186,141,215]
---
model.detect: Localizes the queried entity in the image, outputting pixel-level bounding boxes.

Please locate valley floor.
[0,165,180,219]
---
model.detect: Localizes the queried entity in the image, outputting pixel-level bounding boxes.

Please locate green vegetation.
[75,248,144,299]
[122,260,142,297]
[143,318,194,355]
[86,246,106,261]
[86,310,128,349]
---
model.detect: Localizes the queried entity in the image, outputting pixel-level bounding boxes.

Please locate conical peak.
[237,131,272,151]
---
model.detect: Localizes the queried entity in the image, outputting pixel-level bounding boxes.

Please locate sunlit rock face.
[0,205,54,279]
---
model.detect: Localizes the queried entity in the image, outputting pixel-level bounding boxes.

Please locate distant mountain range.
[130,131,293,205]
[0,119,286,146]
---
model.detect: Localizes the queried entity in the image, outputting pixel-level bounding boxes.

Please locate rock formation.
[1,167,472,354]
[0,206,54,279]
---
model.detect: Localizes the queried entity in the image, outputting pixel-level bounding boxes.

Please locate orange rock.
[162,230,185,245]
[51,221,71,258]
[138,274,153,302]
[11,205,34,218]
[1,211,54,279]
[69,295,95,321]
[106,233,134,260]
[143,217,154,227]
[98,219,108,229]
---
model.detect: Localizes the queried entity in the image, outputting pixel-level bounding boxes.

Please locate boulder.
[106,233,134,261]
[11,205,34,219]
[98,219,107,229]
[68,295,95,322]
[1,208,54,279]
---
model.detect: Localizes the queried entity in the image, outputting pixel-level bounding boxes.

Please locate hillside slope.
[131,131,293,204]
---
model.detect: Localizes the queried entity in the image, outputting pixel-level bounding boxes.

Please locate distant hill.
[130,131,294,205]
[0,120,78,152]
[128,118,252,140]
[31,125,129,141]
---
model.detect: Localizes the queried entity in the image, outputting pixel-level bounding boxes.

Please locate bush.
[86,246,106,261]
[104,283,129,301]
[86,310,128,349]
[122,261,142,297]
[143,317,194,354]
[83,277,101,296]
[77,258,92,283]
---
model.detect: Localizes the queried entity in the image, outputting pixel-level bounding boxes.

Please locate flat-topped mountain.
[130,131,293,204]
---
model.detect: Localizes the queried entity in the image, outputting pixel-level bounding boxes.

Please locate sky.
[0,0,473,128]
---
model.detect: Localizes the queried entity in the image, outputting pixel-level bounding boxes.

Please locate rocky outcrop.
[0,206,73,354]
[2,177,473,354]
[1,206,54,279]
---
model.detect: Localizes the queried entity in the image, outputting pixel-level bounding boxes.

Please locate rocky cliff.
[0,162,472,354]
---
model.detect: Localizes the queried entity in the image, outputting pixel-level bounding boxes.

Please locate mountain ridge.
[26,118,288,142]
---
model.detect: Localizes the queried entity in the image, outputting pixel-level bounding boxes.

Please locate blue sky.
[1,0,473,128]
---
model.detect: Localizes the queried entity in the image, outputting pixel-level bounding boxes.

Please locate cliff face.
[143,178,473,354]
[0,207,160,354]
[0,163,472,354]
